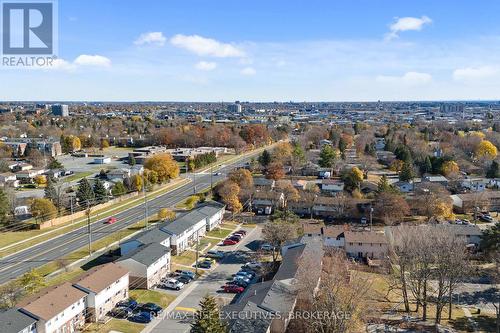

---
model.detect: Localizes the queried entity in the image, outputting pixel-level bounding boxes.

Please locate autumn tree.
[266,161,285,180]
[374,193,410,225]
[262,220,297,262]
[273,142,293,164]
[0,188,9,223]
[441,160,459,177]
[30,198,58,222]
[342,166,364,192]
[144,153,180,183]
[157,208,176,221]
[476,140,498,160]
[228,168,253,189]
[19,269,46,294]
[217,180,242,213]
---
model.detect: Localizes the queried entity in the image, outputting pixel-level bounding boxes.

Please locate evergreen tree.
[338,136,348,153]
[111,181,127,197]
[93,178,108,203]
[421,156,433,174]
[190,295,226,333]
[258,149,272,167]
[486,160,500,179]
[44,178,58,203]
[47,158,63,170]
[128,154,136,166]
[0,188,9,223]
[377,175,392,193]
[399,161,416,182]
[76,178,94,206]
[318,144,338,168]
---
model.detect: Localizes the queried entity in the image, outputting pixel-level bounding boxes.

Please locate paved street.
[0,152,260,284]
[146,226,263,333]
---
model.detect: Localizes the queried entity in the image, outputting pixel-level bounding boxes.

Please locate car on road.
[139,303,163,316]
[214,172,222,176]
[129,311,153,323]
[105,216,117,224]
[161,279,184,290]
[206,250,225,259]
[244,262,262,270]
[223,284,245,293]
[223,239,238,245]
[107,307,132,319]
[116,299,138,310]
[175,270,195,280]
[260,243,274,251]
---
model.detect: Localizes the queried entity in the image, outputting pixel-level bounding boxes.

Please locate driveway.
[144,226,263,333]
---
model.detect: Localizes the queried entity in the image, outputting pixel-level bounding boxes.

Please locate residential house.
[320,179,344,195]
[107,168,131,181]
[323,225,346,248]
[120,224,172,256]
[422,174,449,186]
[312,196,342,218]
[18,282,87,333]
[344,231,388,260]
[72,263,129,322]
[252,190,285,215]
[394,180,414,193]
[117,243,171,289]
[0,309,38,333]
[196,201,225,231]
[253,176,276,189]
[435,224,483,246]
[0,172,18,187]
[451,191,500,213]
[460,177,488,192]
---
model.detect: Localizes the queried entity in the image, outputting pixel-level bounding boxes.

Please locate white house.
[162,210,208,255]
[0,309,38,333]
[320,179,344,194]
[19,282,87,333]
[73,263,129,322]
[197,202,225,231]
[117,243,171,289]
[323,226,346,248]
[461,178,488,192]
[120,225,171,256]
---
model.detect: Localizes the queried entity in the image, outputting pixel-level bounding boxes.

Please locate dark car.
[108,307,132,319]
[196,261,212,269]
[116,299,138,310]
[139,303,163,316]
[129,311,153,323]
[177,275,191,284]
[229,280,249,288]
[228,236,241,242]
[175,270,196,280]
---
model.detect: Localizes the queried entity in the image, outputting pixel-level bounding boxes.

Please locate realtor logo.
[2,1,56,55]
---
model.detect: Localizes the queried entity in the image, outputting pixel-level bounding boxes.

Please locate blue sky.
[2,0,500,101]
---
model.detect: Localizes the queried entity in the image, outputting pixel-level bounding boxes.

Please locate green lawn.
[83,319,144,333]
[206,228,233,239]
[198,238,216,250]
[64,171,95,182]
[172,250,197,266]
[129,290,176,308]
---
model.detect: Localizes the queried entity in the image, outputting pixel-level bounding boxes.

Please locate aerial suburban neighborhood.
[0,1,499,333]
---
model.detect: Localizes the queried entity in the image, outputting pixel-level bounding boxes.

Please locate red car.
[223,284,245,293]
[223,239,238,245]
[105,217,117,224]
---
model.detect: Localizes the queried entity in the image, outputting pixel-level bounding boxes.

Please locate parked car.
[202,258,216,266]
[228,236,241,242]
[105,216,117,224]
[176,275,191,284]
[235,230,247,235]
[244,262,262,270]
[260,243,274,251]
[230,234,243,240]
[223,239,238,245]
[233,275,251,284]
[129,311,153,323]
[480,214,493,222]
[229,280,249,288]
[108,307,132,319]
[223,284,245,293]
[116,299,138,310]
[139,303,163,316]
[206,250,225,259]
[196,261,212,269]
[236,271,254,279]
[162,279,185,290]
[175,270,195,280]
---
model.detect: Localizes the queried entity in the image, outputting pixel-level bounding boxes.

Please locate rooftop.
[73,263,129,294]
[0,309,37,333]
[117,243,170,266]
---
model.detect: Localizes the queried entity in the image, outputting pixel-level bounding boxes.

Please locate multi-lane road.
[0,152,260,284]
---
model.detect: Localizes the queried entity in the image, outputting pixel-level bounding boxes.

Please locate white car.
[162,279,184,290]
[244,262,262,270]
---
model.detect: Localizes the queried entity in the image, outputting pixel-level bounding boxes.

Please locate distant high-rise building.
[439,103,464,114]
[227,103,242,113]
[51,104,69,117]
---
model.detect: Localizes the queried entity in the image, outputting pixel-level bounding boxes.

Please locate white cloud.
[134,32,166,46]
[195,61,217,71]
[74,54,111,67]
[386,16,432,40]
[453,66,499,81]
[51,58,77,71]
[170,34,245,58]
[376,71,432,85]
[241,67,256,76]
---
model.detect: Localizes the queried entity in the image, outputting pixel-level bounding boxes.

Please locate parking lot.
[148,225,263,333]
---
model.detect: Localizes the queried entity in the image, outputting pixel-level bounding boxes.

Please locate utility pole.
[143,174,148,228]
[195,228,199,276]
[210,163,213,193]
[370,207,374,231]
[70,196,74,224]
[86,203,92,256]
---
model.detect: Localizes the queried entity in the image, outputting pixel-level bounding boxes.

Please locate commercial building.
[51,104,69,117]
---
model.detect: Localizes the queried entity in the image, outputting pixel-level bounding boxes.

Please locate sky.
[2,0,500,102]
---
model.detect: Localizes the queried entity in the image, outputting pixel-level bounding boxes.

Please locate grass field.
[172,250,197,266]
[129,290,177,308]
[206,228,233,239]
[83,319,144,333]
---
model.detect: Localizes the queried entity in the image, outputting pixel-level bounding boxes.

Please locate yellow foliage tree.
[34,175,47,186]
[434,202,454,220]
[157,208,176,221]
[30,198,57,222]
[476,140,498,160]
[441,161,459,176]
[351,166,364,182]
[144,153,180,183]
